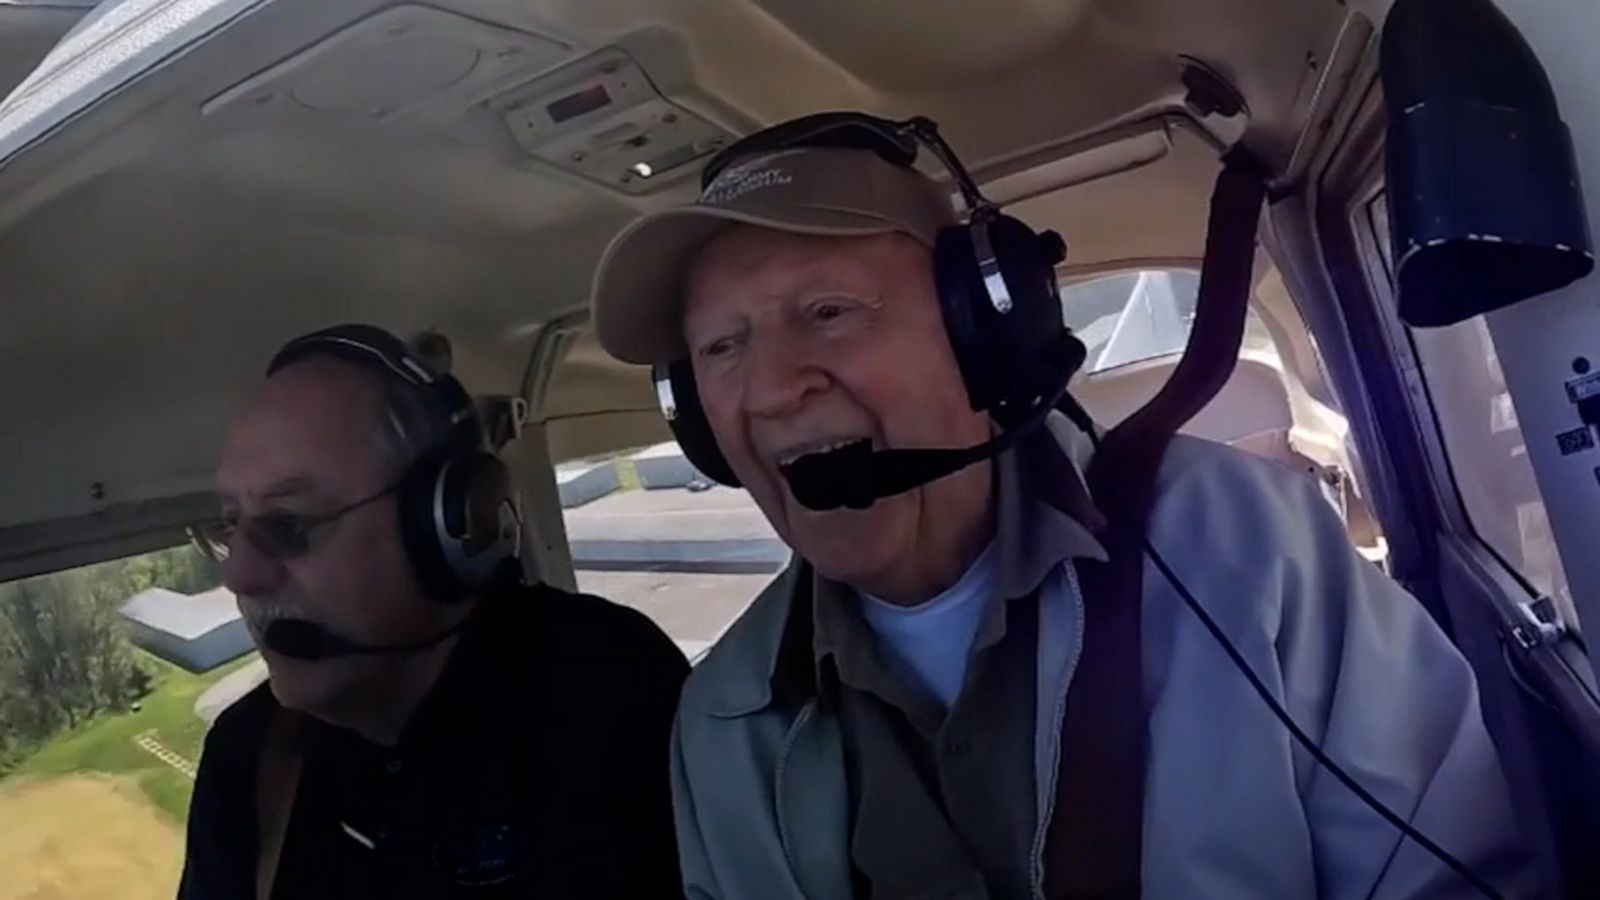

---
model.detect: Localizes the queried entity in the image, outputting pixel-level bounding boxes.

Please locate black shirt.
[178,582,690,899]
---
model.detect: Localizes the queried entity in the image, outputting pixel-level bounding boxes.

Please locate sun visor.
[1381,0,1593,328]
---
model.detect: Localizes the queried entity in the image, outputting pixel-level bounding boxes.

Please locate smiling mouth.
[774,436,873,468]
[776,438,880,511]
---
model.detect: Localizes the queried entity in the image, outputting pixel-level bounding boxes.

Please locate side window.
[1061,267,1384,562]
[1063,269,1199,372]
[0,545,244,897]
[1061,269,1278,375]
[1364,193,1574,619]
[559,452,775,663]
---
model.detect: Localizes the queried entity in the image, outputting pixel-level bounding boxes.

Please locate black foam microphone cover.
[262,619,355,660]
[261,618,467,661]
[781,439,875,510]
[780,441,988,512]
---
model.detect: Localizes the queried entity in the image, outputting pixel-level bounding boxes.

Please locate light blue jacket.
[670,421,1538,899]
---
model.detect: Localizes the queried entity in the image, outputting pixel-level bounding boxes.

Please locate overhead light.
[629,161,655,179]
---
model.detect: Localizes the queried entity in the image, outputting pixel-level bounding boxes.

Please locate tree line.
[0,545,221,775]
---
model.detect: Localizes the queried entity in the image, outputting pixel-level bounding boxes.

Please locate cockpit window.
[1062,269,1201,373]
[1062,268,1279,374]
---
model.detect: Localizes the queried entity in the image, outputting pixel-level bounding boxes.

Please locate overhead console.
[488,47,735,196]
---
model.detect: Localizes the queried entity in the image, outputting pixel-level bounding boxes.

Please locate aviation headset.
[267,324,521,602]
[654,112,1089,486]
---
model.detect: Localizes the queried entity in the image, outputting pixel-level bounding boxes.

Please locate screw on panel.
[90,482,105,501]
[1575,356,1592,375]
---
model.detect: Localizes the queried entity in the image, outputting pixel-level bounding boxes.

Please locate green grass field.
[14,649,258,823]
[0,650,257,899]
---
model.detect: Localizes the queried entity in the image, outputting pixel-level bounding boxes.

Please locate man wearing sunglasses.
[179,325,689,899]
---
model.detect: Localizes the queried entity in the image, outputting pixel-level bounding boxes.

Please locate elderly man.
[589,115,1534,898]
[180,324,687,899]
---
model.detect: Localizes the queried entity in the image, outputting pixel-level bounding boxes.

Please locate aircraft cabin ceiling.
[0,0,1377,579]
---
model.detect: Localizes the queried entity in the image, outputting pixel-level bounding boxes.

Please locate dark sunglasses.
[195,481,399,562]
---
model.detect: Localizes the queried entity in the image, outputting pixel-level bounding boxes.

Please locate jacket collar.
[701,559,811,718]
[700,412,1106,719]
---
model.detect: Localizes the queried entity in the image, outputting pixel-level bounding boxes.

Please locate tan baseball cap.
[589,145,957,365]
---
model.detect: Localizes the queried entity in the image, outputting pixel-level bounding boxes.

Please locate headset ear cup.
[398,449,520,603]
[440,453,520,595]
[932,216,1072,425]
[397,449,464,602]
[659,361,741,487]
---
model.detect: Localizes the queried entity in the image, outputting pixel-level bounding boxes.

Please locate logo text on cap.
[702,164,793,207]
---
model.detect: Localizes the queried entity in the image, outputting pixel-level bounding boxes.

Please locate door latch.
[1510,595,1567,650]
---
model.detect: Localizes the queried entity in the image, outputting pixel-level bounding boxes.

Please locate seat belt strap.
[1044,151,1268,899]
[255,708,307,900]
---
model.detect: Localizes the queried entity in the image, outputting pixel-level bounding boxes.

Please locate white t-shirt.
[859,541,997,708]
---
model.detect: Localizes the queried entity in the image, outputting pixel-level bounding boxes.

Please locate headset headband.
[268,324,478,443]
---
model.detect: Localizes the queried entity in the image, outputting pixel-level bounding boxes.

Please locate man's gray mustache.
[238,596,314,631]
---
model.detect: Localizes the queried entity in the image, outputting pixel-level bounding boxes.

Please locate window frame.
[1346,179,1562,606]
[1290,63,1554,634]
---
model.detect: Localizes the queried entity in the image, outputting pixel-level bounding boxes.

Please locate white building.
[118,586,251,672]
